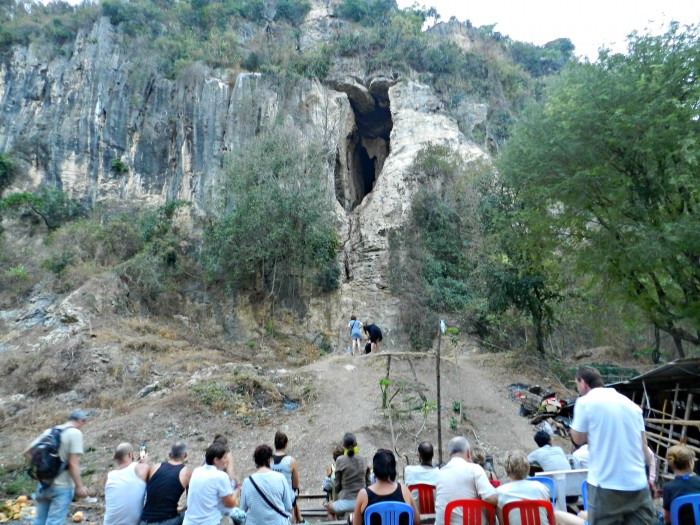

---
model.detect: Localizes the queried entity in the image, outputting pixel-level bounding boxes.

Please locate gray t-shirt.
[334,454,368,501]
[30,424,84,488]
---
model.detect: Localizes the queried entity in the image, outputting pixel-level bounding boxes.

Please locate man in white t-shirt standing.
[570,366,654,525]
[24,408,90,525]
[183,442,236,525]
[104,443,149,525]
[434,436,497,525]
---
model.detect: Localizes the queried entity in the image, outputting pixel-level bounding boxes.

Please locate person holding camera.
[104,443,150,525]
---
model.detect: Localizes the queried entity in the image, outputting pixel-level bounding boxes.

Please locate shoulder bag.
[249,475,290,522]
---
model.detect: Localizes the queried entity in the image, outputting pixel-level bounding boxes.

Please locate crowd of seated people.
[68,423,700,525]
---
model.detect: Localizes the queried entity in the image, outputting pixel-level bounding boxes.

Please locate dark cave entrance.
[334,82,393,211]
[357,143,375,195]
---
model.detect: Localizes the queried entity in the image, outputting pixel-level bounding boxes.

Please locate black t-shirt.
[366,324,382,342]
[662,474,700,524]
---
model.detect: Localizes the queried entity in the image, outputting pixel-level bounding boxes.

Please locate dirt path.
[276,350,537,491]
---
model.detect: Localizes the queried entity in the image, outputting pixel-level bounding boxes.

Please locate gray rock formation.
[0,10,488,350]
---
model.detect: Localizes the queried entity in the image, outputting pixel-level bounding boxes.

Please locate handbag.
[249,475,291,522]
[322,475,333,493]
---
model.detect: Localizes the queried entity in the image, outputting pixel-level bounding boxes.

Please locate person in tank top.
[271,431,305,523]
[104,443,150,525]
[140,443,192,525]
[353,449,419,525]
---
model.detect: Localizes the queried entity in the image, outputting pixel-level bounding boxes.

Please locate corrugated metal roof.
[609,357,700,392]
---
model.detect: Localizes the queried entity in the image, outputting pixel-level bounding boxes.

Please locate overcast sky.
[396,0,700,60]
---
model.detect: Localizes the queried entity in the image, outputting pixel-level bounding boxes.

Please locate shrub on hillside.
[202,128,339,303]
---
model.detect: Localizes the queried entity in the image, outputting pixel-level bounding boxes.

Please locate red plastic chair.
[444,499,495,525]
[407,484,436,514]
[501,500,555,525]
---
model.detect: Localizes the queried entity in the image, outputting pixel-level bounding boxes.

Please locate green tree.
[203,128,339,308]
[460,157,563,355]
[0,152,15,197]
[0,187,86,230]
[497,22,700,358]
[335,0,397,26]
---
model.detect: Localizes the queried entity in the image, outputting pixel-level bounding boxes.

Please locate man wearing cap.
[24,408,90,525]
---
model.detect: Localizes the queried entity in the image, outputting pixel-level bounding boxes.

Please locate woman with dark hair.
[363,324,383,353]
[183,443,236,525]
[325,433,370,520]
[210,434,238,490]
[348,315,363,356]
[271,431,304,524]
[240,444,293,525]
[353,449,419,525]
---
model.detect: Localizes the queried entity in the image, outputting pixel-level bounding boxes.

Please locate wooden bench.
[535,469,588,511]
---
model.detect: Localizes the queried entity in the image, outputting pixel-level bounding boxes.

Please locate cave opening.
[357,143,375,196]
[334,81,394,211]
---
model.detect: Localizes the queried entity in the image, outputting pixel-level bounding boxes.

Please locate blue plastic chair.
[364,501,414,525]
[528,476,556,506]
[581,480,588,510]
[670,493,700,525]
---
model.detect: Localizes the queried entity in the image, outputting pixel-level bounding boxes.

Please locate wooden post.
[681,393,694,441]
[436,325,443,466]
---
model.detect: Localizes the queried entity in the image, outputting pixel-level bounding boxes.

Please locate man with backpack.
[24,408,90,525]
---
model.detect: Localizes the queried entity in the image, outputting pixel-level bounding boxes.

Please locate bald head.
[417,442,434,465]
[114,442,134,463]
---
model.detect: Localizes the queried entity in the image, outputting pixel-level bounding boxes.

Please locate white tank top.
[271,455,294,490]
[104,462,147,525]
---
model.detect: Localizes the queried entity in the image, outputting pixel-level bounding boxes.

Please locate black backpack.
[27,426,66,486]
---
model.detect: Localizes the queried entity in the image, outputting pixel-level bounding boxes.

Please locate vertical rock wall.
[0,16,487,349]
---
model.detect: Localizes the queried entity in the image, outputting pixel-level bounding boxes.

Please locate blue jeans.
[33,485,74,525]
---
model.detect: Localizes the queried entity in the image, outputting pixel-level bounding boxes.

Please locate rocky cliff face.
[0,4,488,349]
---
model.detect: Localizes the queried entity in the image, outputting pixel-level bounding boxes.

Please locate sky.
[395,0,700,60]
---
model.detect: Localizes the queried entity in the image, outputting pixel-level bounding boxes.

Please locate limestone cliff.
[0,5,489,349]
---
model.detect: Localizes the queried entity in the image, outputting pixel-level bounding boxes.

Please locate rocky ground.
[0,345,584,521]
[1,328,578,524]
[3,273,644,525]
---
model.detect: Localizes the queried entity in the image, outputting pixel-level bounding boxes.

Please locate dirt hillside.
[1,342,553,503]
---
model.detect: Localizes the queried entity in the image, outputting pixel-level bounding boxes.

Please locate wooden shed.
[610,357,700,481]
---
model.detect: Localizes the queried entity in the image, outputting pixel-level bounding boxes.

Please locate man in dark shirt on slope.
[363,324,383,353]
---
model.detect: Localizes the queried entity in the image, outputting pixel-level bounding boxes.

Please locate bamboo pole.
[646,431,700,454]
[657,398,668,457]
[436,325,443,466]
[646,422,700,447]
[669,384,680,456]
[644,418,700,428]
[681,393,694,441]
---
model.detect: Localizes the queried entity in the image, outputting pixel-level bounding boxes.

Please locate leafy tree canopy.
[202,128,339,299]
[0,187,87,230]
[497,22,700,357]
[0,153,15,197]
